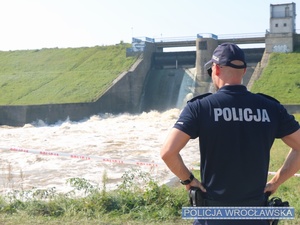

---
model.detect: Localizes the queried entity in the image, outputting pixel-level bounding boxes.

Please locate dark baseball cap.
[205,43,247,71]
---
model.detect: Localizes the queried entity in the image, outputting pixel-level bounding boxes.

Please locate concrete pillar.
[195,38,218,95]
[265,33,294,53]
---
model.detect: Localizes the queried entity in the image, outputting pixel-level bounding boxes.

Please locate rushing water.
[0,109,200,194]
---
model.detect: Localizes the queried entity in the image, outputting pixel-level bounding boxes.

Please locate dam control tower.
[265,2,296,52]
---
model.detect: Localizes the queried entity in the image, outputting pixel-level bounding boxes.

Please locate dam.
[1,29,300,126]
[0,36,267,126]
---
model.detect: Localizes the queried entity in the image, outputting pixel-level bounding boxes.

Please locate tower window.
[198,41,207,50]
[275,24,278,27]
[285,6,290,17]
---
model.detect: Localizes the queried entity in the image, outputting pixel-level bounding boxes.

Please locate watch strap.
[180,173,194,185]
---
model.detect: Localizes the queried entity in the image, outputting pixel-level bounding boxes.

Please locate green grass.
[251,51,300,104]
[0,169,191,225]
[0,44,137,105]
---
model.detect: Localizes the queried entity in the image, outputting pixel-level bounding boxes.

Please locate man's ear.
[215,64,221,76]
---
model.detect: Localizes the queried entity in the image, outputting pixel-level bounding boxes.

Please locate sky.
[0,0,298,51]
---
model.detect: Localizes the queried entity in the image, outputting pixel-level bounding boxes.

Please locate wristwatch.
[180,173,194,185]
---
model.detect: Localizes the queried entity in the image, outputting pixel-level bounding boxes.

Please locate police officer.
[160,42,300,225]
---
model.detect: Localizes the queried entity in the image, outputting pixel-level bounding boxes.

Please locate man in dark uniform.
[160,42,300,225]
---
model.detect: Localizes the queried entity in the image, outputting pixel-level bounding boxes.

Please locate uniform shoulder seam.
[188,93,212,103]
[256,93,280,103]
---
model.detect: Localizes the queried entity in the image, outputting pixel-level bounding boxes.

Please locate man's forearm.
[269,148,300,187]
[160,128,192,181]
[162,153,191,181]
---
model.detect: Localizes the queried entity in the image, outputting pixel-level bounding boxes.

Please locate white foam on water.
[0,109,200,194]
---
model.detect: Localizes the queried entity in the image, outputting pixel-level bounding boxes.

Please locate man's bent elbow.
[282,129,300,150]
[160,148,171,162]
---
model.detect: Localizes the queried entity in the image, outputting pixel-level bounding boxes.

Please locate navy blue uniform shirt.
[174,85,299,203]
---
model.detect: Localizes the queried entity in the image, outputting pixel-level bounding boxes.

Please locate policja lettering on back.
[214,107,271,122]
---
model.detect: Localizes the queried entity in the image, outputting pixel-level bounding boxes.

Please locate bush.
[0,168,189,224]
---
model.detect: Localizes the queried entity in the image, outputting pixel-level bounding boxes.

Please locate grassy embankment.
[251,51,300,103]
[0,47,299,224]
[0,43,137,105]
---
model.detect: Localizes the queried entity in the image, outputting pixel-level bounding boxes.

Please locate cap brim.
[226,61,247,69]
[204,60,213,71]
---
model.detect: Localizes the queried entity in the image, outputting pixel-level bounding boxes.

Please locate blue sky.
[0,0,298,51]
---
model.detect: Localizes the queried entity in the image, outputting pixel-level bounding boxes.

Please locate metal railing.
[138,32,266,43]
[134,30,300,44]
[218,32,266,39]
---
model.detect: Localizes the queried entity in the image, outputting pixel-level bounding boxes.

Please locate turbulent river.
[0,109,200,194]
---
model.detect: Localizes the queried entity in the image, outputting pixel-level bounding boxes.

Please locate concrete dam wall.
[140,68,196,112]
